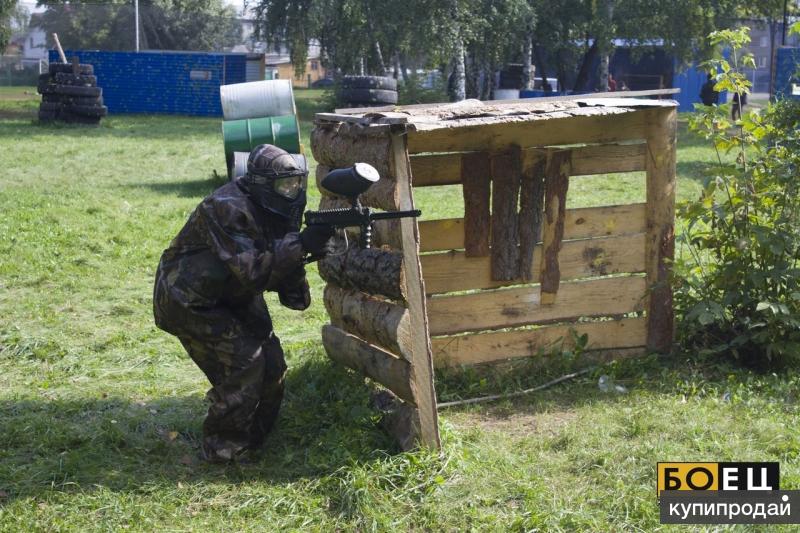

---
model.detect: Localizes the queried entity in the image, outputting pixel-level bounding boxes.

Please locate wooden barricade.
[312,98,677,451]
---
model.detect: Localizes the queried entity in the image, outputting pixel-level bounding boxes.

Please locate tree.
[36,0,241,52]
[0,0,17,53]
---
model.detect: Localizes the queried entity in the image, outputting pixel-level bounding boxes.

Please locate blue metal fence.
[48,50,248,116]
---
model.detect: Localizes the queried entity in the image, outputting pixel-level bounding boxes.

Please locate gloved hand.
[299,224,336,256]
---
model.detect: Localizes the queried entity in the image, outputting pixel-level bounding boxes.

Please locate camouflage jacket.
[153,180,309,331]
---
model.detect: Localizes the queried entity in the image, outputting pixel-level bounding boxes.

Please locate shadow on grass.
[0,357,394,502]
[137,174,227,198]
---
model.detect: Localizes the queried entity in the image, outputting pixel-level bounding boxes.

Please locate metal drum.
[220,80,296,121]
[222,115,301,162]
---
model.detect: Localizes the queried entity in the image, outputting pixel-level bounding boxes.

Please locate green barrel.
[222,115,301,162]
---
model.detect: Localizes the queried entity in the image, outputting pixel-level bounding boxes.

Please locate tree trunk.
[453,36,466,101]
[522,32,534,90]
[572,41,598,93]
[599,53,610,91]
[318,244,407,302]
[374,41,386,75]
[769,20,777,100]
[533,42,548,89]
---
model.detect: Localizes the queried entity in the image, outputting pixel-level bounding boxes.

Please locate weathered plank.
[569,143,646,175]
[407,107,653,155]
[324,285,412,359]
[427,275,646,335]
[421,233,646,295]
[540,150,571,304]
[410,153,462,187]
[418,203,646,253]
[322,325,415,404]
[431,317,647,367]
[310,122,393,177]
[461,151,491,256]
[518,151,546,279]
[389,132,440,449]
[318,243,406,302]
[316,164,400,211]
[490,146,521,279]
[644,107,677,353]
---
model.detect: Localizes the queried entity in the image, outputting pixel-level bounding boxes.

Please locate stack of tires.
[339,76,398,108]
[37,63,107,125]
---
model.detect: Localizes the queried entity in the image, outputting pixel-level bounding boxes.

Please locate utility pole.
[135,0,140,52]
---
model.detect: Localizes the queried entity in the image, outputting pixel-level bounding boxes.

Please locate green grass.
[1,88,798,531]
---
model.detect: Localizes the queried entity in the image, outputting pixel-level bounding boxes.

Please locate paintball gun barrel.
[304,163,421,254]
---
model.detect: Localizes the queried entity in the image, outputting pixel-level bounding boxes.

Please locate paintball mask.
[242,144,308,229]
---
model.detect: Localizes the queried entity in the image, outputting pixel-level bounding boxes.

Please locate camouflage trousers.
[178,330,287,462]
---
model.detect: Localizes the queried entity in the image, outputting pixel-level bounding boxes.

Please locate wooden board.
[418,203,647,253]
[410,153,462,187]
[324,285,412,359]
[490,146,521,280]
[644,107,677,353]
[569,143,646,175]
[518,152,545,280]
[427,275,645,335]
[431,317,647,367]
[539,150,571,303]
[421,233,646,295]
[322,325,415,404]
[389,132,440,449]
[461,152,491,256]
[407,107,653,155]
[409,144,645,187]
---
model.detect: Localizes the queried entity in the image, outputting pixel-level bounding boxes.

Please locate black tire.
[341,75,397,91]
[38,73,52,84]
[39,102,61,112]
[37,81,57,95]
[52,85,102,98]
[38,111,58,122]
[63,104,108,118]
[42,94,63,103]
[60,95,104,106]
[49,63,94,75]
[54,72,97,86]
[340,88,398,105]
[59,111,101,125]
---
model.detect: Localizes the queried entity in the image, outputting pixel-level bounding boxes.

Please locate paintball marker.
[304,163,421,261]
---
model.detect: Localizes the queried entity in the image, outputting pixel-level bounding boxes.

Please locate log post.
[323,285,412,359]
[539,149,571,305]
[389,131,440,449]
[644,107,677,353]
[310,122,394,178]
[317,244,406,302]
[490,145,522,280]
[518,151,546,280]
[461,152,491,257]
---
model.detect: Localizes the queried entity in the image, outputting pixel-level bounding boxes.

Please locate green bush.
[675,27,800,368]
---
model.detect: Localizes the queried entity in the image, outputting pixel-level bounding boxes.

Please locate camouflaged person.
[153,144,335,463]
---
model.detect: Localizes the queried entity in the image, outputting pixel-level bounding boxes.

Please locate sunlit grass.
[0,89,797,531]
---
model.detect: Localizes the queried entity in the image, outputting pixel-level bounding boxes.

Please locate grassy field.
[0,88,798,531]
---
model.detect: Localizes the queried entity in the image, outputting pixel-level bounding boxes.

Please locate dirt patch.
[452,408,578,438]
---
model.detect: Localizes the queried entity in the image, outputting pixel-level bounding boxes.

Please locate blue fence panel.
[776,47,800,100]
[48,50,249,116]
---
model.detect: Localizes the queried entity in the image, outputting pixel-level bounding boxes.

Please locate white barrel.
[220,80,296,121]
[231,152,308,181]
[493,89,520,100]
